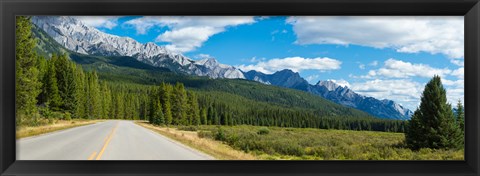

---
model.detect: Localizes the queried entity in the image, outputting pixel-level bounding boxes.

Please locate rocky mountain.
[244,69,413,120]
[30,16,245,79]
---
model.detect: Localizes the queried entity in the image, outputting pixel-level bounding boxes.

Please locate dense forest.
[17,16,410,133]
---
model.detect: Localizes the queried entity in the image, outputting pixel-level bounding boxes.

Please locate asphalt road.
[17,120,214,160]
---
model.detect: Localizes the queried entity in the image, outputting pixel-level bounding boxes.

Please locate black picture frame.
[1,0,479,175]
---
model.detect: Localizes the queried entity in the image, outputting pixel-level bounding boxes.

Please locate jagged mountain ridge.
[244,69,413,120]
[30,16,245,79]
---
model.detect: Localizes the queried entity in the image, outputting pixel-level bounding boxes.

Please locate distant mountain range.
[244,70,413,120]
[31,16,412,120]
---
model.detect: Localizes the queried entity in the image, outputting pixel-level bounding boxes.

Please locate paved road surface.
[17,120,213,160]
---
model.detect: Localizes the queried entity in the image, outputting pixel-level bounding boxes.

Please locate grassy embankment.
[16,119,103,139]
[138,122,464,160]
[136,122,257,160]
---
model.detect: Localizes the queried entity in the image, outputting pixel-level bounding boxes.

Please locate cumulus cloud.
[351,79,424,110]
[365,58,452,79]
[237,56,342,74]
[369,61,378,66]
[286,16,464,60]
[451,67,464,79]
[124,16,256,52]
[74,16,120,29]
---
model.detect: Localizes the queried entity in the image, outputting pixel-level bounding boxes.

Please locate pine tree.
[456,100,465,145]
[101,82,112,119]
[51,54,78,113]
[187,91,200,126]
[36,56,48,105]
[200,107,208,125]
[149,87,158,123]
[16,16,42,120]
[405,75,463,150]
[43,58,62,110]
[160,83,173,125]
[85,72,101,119]
[172,82,187,125]
[152,99,165,125]
[456,100,465,133]
[72,64,86,118]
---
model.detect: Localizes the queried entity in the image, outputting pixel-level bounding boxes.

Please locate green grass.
[190,125,464,160]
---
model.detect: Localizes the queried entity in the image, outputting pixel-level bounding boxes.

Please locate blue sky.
[74,16,464,110]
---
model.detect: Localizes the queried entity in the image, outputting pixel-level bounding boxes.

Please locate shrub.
[198,131,213,138]
[257,127,270,135]
[178,126,198,131]
[214,127,227,141]
[64,112,72,121]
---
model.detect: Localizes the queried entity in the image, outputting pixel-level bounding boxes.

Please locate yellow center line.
[93,122,119,160]
[87,152,97,160]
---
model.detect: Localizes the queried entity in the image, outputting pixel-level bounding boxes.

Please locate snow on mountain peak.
[31,16,245,79]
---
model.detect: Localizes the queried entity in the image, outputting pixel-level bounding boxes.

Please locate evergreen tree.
[456,100,465,133]
[86,72,101,119]
[36,56,48,105]
[456,100,465,145]
[187,91,200,126]
[43,58,62,110]
[101,82,112,119]
[160,83,173,125]
[200,107,208,125]
[405,75,463,150]
[73,64,87,118]
[149,87,158,122]
[16,16,42,119]
[152,99,165,125]
[172,82,187,125]
[54,54,77,112]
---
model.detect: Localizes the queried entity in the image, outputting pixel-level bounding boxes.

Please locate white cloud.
[358,64,365,69]
[451,67,464,79]
[369,60,378,66]
[74,16,120,29]
[351,79,424,110]
[305,75,320,84]
[450,59,464,66]
[286,16,464,60]
[237,56,342,74]
[194,54,213,60]
[366,58,452,79]
[328,79,351,88]
[124,16,256,53]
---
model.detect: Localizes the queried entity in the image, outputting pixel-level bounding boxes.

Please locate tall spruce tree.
[16,16,42,119]
[456,100,465,145]
[160,82,173,125]
[43,58,62,110]
[54,54,77,112]
[74,65,87,119]
[187,91,200,126]
[405,75,463,150]
[456,100,465,133]
[172,82,188,125]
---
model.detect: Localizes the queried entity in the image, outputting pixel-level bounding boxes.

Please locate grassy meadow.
[152,125,463,160]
